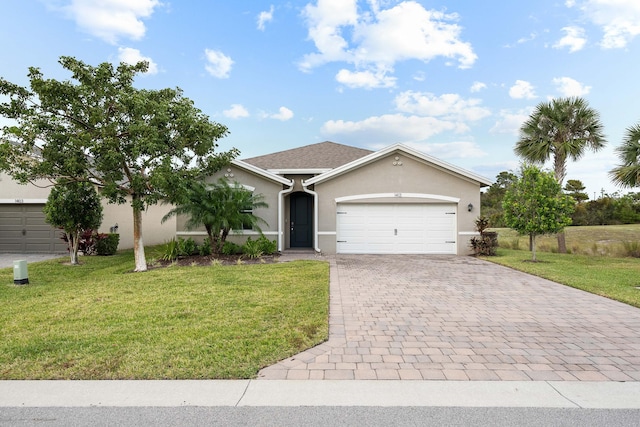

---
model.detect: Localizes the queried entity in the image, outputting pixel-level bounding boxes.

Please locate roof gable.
[304,143,493,187]
[242,141,373,171]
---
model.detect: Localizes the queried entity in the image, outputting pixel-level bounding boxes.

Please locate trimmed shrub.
[221,241,242,255]
[256,235,278,255]
[178,237,198,256]
[96,233,119,256]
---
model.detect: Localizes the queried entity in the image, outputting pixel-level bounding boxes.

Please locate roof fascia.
[304,143,493,187]
[267,168,332,175]
[231,159,293,186]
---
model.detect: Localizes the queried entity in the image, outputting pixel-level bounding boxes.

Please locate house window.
[240,184,256,231]
[241,204,253,230]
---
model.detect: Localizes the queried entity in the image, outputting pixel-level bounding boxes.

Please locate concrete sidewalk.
[1,380,640,408]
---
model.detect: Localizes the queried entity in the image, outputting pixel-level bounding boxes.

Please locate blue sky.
[1,0,639,198]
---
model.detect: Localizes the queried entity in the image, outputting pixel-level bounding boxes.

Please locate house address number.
[14,199,24,204]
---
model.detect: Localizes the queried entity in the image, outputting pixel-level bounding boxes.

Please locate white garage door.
[336,203,457,254]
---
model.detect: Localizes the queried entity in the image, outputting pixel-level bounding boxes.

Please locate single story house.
[178,141,492,255]
[0,173,175,253]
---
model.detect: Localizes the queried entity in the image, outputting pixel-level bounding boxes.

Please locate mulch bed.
[153,253,280,268]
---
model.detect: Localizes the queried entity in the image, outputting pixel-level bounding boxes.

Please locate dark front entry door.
[290,193,313,248]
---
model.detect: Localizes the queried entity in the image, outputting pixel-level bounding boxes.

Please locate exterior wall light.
[467,203,473,212]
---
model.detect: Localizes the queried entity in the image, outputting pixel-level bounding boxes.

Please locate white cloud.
[223,104,250,119]
[300,0,476,87]
[257,5,274,31]
[404,140,487,159]
[553,76,592,96]
[117,47,158,75]
[574,0,640,48]
[321,114,467,144]
[394,91,491,122]
[268,107,294,121]
[470,81,487,93]
[509,80,537,99]
[490,109,532,135]
[59,0,160,44]
[335,68,396,89]
[204,49,233,78]
[553,26,587,52]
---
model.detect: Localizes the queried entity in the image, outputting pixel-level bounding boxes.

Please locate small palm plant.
[162,178,268,254]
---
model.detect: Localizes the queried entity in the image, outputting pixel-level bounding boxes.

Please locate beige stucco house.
[179,141,492,255]
[0,173,175,253]
[1,141,492,255]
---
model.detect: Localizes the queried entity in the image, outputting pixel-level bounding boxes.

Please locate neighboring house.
[0,173,175,253]
[178,141,492,255]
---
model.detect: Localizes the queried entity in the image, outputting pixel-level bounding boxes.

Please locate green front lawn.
[483,248,640,309]
[0,251,329,379]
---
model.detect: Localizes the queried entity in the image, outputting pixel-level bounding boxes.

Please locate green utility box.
[13,260,29,285]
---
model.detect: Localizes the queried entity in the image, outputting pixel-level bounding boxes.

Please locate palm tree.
[162,179,268,254]
[610,122,640,189]
[515,96,606,252]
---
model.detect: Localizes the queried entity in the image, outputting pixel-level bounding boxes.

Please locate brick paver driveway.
[259,255,640,381]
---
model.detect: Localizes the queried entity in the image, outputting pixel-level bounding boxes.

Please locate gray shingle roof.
[241,141,373,170]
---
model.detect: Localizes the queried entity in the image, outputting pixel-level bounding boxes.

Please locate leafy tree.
[515,96,606,253]
[481,171,517,227]
[502,165,574,261]
[43,181,103,265]
[162,179,268,254]
[564,179,589,203]
[610,122,640,189]
[0,56,237,271]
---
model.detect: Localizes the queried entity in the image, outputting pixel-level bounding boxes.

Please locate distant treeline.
[482,171,640,227]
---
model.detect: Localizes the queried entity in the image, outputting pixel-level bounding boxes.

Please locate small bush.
[178,237,198,256]
[243,238,263,259]
[221,241,242,255]
[469,216,498,256]
[256,235,278,255]
[96,233,119,256]
[199,238,212,256]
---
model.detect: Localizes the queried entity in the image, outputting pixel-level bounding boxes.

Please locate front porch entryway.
[290,192,313,248]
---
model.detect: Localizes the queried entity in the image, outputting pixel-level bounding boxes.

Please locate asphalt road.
[1,407,639,427]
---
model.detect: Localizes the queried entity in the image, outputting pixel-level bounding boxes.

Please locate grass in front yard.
[0,251,329,379]
[484,248,640,309]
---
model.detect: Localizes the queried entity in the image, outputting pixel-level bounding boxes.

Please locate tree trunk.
[531,233,537,261]
[132,202,147,272]
[557,232,567,254]
[68,231,79,265]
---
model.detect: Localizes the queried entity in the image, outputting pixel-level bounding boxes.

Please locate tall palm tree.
[162,178,268,254]
[610,122,640,189]
[515,96,606,252]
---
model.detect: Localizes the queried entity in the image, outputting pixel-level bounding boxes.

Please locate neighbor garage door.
[336,203,457,254]
[0,204,67,253]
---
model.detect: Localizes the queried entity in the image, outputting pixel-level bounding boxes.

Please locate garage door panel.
[337,203,456,255]
[0,204,67,253]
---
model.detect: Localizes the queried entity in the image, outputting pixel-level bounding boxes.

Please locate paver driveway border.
[259,254,640,381]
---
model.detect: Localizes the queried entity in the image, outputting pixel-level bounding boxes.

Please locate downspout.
[302,180,322,253]
[278,180,295,252]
